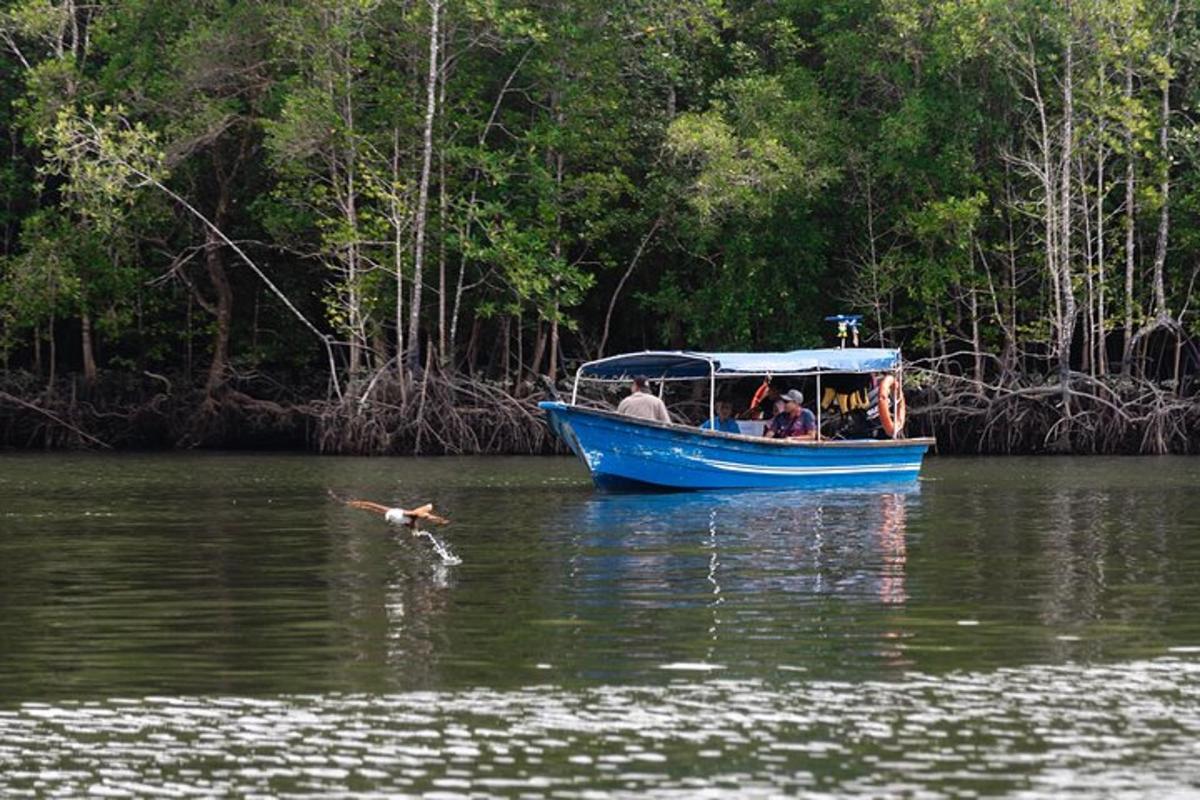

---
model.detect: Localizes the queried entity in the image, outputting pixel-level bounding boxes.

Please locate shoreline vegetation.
[2,1,1199,455]
[2,358,1198,455]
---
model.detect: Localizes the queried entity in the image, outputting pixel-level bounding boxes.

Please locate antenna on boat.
[824,314,863,348]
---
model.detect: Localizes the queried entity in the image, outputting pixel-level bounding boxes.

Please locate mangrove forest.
[1,0,1198,453]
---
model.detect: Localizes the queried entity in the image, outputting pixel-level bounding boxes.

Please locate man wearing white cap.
[765,389,817,440]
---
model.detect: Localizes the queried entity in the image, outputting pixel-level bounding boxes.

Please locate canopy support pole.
[571,372,580,405]
[894,365,902,439]
[709,363,716,429]
[816,372,822,442]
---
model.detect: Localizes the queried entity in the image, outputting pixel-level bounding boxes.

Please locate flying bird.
[330,492,449,530]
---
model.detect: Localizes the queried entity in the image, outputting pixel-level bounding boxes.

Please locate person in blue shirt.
[700,400,741,434]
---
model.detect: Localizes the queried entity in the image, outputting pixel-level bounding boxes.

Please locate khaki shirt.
[616,391,671,423]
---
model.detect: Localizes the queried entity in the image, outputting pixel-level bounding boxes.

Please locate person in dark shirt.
[766,389,817,440]
[742,381,782,420]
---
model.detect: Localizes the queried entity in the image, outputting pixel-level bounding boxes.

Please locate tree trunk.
[865,168,885,346]
[514,310,524,389]
[448,235,469,369]
[1095,133,1108,375]
[1030,48,1061,353]
[548,312,559,384]
[1151,0,1179,320]
[465,315,481,376]
[1122,64,1136,377]
[1078,153,1094,376]
[344,167,362,376]
[185,293,193,379]
[1173,336,1183,395]
[370,325,388,371]
[46,315,56,393]
[527,320,547,384]
[598,215,663,358]
[1058,13,1076,421]
[500,315,511,387]
[327,14,365,379]
[970,287,982,385]
[80,310,97,385]
[1004,169,1020,372]
[448,52,532,370]
[437,156,447,366]
[205,225,234,395]
[406,0,441,373]
[392,127,405,376]
[437,42,448,367]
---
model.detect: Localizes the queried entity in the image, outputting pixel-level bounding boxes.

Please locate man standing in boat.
[765,389,817,440]
[616,375,671,422]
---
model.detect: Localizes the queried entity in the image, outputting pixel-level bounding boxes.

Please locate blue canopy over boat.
[578,348,900,380]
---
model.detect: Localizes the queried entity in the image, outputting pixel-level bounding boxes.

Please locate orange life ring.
[748,379,771,414]
[878,374,906,438]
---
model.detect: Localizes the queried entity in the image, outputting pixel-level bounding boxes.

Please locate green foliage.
[668,73,838,222]
[0,0,1198,389]
[41,105,165,232]
[1,212,81,328]
[481,219,595,327]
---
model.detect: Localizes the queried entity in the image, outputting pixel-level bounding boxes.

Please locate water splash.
[414,530,462,565]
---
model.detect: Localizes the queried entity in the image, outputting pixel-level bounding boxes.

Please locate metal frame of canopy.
[571,349,905,440]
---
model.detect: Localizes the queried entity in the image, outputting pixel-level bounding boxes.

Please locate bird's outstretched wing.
[345,499,392,516]
[402,503,449,525]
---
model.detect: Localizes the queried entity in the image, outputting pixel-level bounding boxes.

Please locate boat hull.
[539,401,933,491]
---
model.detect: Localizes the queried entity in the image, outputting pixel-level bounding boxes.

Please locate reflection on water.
[0,455,1197,692]
[1,455,1198,693]
[1,657,1198,798]
[567,484,917,609]
[878,493,907,605]
[2,454,1200,795]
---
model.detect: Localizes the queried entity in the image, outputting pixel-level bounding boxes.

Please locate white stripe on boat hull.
[694,458,922,476]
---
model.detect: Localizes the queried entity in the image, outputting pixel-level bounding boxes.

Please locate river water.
[1,454,1198,797]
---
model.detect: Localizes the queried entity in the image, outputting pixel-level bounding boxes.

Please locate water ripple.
[2,657,1198,797]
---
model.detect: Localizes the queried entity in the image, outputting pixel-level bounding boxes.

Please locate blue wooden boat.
[539,348,934,491]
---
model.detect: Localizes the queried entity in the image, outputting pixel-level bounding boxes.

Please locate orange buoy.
[747,378,771,417]
[878,374,907,438]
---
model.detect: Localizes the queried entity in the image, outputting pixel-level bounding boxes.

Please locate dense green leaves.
[0,0,1196,388]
